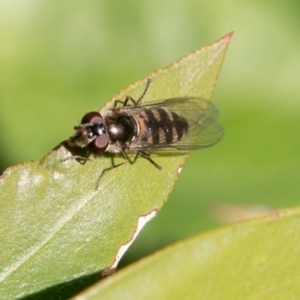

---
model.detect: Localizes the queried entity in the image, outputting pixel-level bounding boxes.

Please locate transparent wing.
[119,97,224,152]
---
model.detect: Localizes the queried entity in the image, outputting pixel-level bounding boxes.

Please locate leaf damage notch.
[102,209,158,276]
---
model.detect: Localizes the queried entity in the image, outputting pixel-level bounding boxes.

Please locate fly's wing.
[120,97,224,152]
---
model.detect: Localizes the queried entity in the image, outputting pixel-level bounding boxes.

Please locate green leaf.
[0,33,232,299]
[75,207,300,300]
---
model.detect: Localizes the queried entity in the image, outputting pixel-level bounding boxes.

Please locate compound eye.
[81,112,103,124]
[90,134,109,153]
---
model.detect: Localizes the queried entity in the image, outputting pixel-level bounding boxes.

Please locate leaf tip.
[224,31,234,42]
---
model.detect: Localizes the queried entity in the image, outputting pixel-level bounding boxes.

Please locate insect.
[66,78,223,188]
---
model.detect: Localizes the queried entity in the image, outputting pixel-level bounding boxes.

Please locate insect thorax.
[105,111,137,144]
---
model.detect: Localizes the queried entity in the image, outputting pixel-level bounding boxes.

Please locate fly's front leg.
[61,155,93,163]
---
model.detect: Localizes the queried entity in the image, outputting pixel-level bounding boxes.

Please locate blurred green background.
[1,1,299,266]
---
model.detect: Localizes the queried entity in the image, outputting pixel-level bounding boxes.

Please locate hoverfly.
[66,78,223,188]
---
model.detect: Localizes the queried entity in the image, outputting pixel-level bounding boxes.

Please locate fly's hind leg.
[119,149,162,170]
[138,150,162,170]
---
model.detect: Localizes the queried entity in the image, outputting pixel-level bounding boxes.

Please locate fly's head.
[68,111,109,153]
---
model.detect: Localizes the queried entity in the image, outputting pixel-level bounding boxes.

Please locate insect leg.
[138,150,162,170]
[95,151,129,189]
[136,78,151,106]
[95,161,126,190]
[61,155,92,163]
[114,95,137,108]
[114,78,152,108]
[123,96,138,107]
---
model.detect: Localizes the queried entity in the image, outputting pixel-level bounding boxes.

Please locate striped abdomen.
[139,108,188,145]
